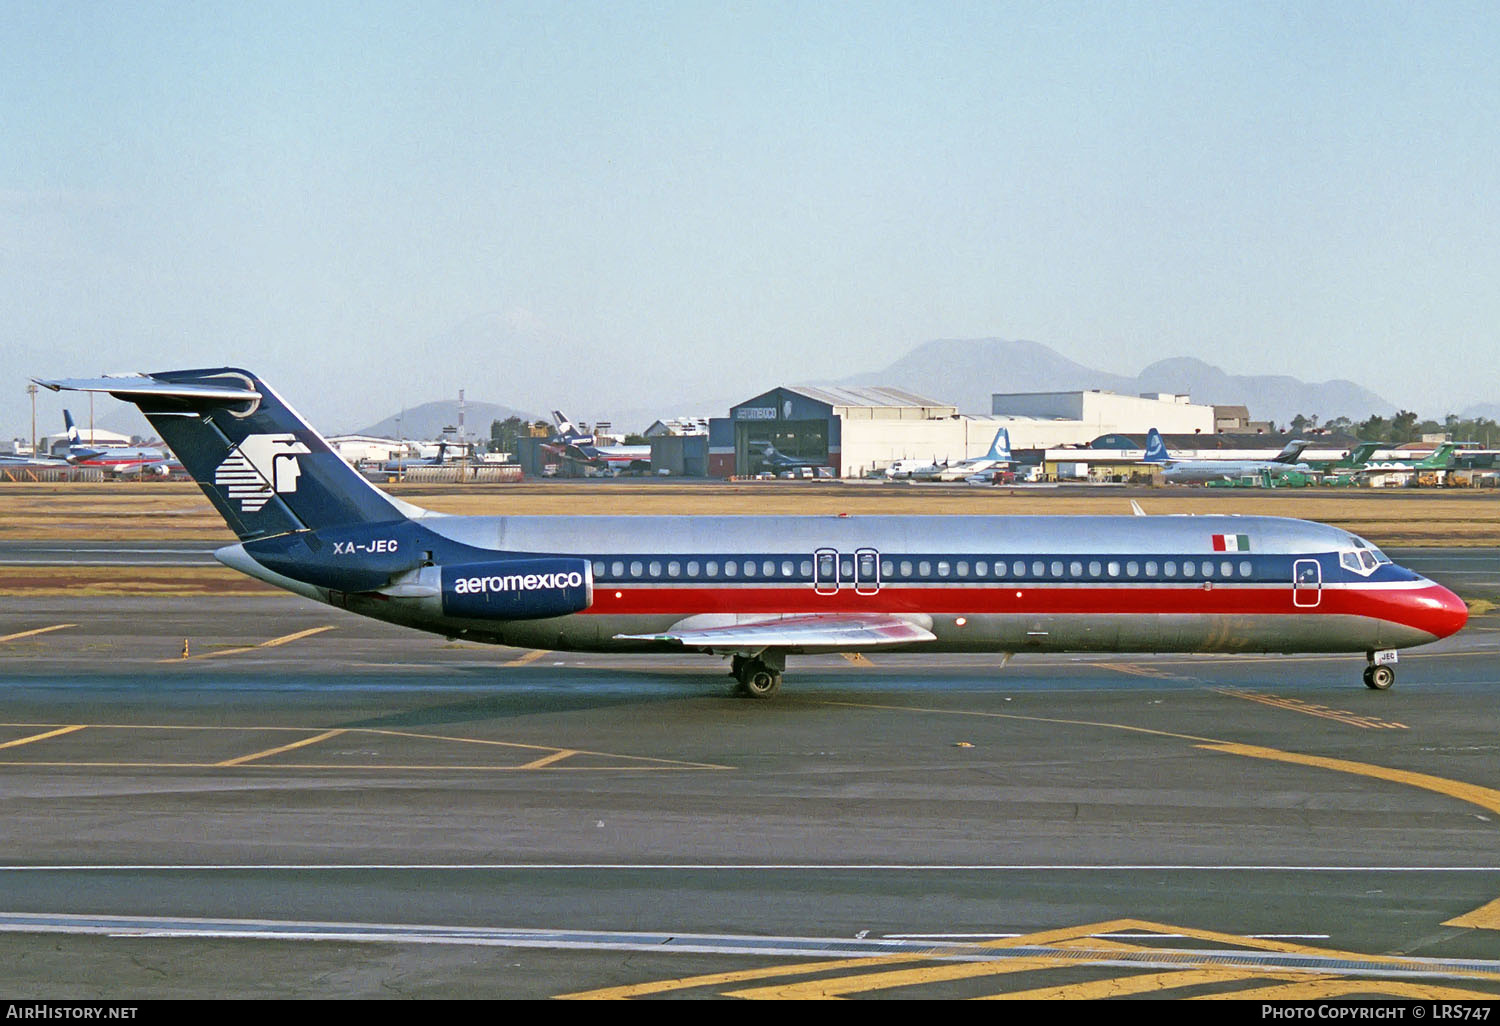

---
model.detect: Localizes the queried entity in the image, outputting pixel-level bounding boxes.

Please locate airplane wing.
[615,612,936,651]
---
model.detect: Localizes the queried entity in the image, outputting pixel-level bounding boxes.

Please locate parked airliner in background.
[1144,428,1312,484]
[930,428,1014,481]
[61,410,179,476]
[36,369,1468,697]
[548,410,651,474]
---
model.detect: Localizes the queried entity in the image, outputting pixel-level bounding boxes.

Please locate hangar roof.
[784,384,953,411]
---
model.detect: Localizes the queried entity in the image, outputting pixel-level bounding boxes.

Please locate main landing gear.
[1363,650,1397,691]
[730,652,784,699]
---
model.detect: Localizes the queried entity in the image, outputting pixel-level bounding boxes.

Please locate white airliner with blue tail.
[35,370,1468,697]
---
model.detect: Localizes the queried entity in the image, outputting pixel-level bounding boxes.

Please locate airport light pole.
[27,382,37,457]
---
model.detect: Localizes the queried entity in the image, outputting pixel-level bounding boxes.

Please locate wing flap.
[615,613,936,650]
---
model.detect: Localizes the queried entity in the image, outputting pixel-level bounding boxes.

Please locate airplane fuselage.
[219,512,1465,658]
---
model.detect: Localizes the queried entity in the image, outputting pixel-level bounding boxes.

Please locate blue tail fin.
[36,369,410,540]
[1142,428,1170,464]
[986,428,1011,461]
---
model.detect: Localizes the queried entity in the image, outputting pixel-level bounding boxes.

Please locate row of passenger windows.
[590,557,1259,582]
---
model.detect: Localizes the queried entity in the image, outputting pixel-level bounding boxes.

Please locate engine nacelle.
[441,557,593,620]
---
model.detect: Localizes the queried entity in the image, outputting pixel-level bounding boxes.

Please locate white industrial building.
[990,390,1216,448]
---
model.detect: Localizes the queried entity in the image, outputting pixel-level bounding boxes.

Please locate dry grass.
[2,479,1498,546]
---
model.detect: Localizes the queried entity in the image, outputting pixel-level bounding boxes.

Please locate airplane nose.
[1410,579,1469,640]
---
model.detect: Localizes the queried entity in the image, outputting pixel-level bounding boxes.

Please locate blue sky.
[4,1,1497,437]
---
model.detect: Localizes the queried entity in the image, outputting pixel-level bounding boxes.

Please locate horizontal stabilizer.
[616,612,936,650]
[34,376,261,403]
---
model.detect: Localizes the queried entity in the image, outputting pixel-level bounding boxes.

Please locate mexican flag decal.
[1212,533,1250,552]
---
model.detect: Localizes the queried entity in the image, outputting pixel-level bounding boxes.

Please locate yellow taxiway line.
[0,624,77,644]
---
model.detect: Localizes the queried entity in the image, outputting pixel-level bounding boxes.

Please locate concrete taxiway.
[2,590,1500,999]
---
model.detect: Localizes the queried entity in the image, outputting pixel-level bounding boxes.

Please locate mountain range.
[833,339,1399,426]
[351,400,542,440]
[87,337,1479,443]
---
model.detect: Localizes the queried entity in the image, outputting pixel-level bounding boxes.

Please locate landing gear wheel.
[739,666,782,699]
[732,657,783,699]
[1364,665,1395,690]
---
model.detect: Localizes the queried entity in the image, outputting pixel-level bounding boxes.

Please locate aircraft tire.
[1364,665,1395,690]
[740,665,782,700]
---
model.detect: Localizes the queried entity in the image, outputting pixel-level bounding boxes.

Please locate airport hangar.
[703,386,1223,478]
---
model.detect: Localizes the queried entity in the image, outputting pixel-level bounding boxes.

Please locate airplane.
[758,443,821,477]
[548,411,651,474]
[381,441,455,473]
[60,410,179,476]
[930,428,1014,482]
[885,455,949,479]
[1346,443,1461,479]
[1143,428,1313,484]
[34,368,1468,698]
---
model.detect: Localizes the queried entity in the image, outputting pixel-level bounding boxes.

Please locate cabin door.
[1292,558,1322,608]
[813,547,881,596]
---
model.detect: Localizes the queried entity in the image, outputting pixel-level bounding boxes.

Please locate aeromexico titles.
[36,369,1468,698]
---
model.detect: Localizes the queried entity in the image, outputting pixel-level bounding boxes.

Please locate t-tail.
[1142,428,1170,464]
[1273,439,1311,464]
[35,369,414,541]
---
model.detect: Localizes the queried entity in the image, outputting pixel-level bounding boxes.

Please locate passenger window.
[593,561,607,578]
[976,561,988,576]
[1239,560,1252,577]
[648,561,662,577]
[919,560,931,576]
[881,559,894,577]
[629,560,644,577]
[667,561,680,577]
[1144,560,1157,577]
[1031,560,1045,577]
[763,560,776,577]
[1164,561,1176,577]
[1050,560,1064,577]
[956,561,969,577]
[686,560,699,577]
[1220,560,1233,578]
[1182,561,1195,578]
[706,560,719,577]
[937,560,951,578]
[1107,561,1120,577]
[781,560,794,577]
[611,560,625,578]
[994,561,1006,578]
[744,560,756,576]
[1126,561,1139,577]
[1089,560,1102,577]
[724,561,737,578]
[1201,561,1214,577]
[900,560,913,577]
[1070,561,1083,577]
[800,560,812,577]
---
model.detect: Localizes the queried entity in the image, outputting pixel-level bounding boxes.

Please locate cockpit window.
[1340,548,1381,576]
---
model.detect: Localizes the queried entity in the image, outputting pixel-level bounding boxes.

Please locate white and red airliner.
[37,369,1468,698]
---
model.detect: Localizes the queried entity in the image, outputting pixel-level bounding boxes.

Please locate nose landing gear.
[1363,650,1397,690]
